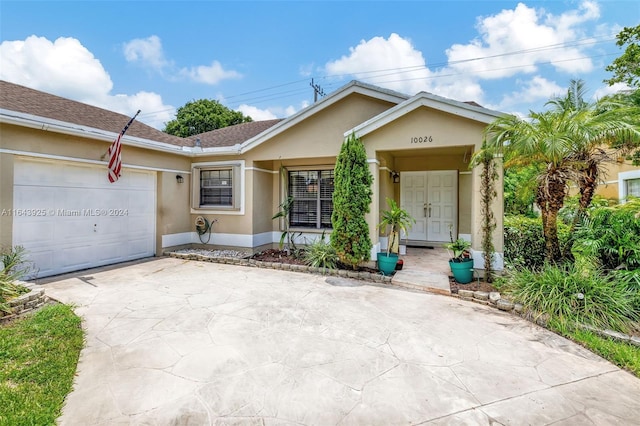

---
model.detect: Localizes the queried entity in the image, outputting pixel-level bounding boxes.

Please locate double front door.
[400,171,457,242]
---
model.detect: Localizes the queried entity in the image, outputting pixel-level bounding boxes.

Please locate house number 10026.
[410,136,433,143]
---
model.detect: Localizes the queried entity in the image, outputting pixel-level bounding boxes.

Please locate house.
[1,79,506,278]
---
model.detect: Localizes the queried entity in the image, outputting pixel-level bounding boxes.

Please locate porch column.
[470,155,504,270]
[366,159,380,260]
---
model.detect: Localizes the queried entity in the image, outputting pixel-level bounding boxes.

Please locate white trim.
[619,169,640,201]
[459,171,472,175]
[470,249,504,271]
[190,231,254,247]
[238,81,408,154]
[347,92,503,139]
[254,232,277,247]
[1,109,187,154]
[458,233,471,242]
[380,166,392,173]
[0,148,191,174]
[367,158,380,165]
[162,232,193,248]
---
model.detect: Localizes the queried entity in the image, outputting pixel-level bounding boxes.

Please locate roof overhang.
[346,91,505,139]
[0,109,242,156]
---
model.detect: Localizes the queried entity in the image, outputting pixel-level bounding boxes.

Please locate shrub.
[304,236,338,270]
[504,216,572,269]
[331,133,373,269]
[1,246,32,313]
[501,263,639,333]
[572,198,640,271]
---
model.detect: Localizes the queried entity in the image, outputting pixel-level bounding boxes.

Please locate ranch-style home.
[1,79,507,278]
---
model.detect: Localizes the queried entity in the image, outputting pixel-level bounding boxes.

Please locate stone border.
[0,282,48,323]
[455,288,640,347]
[168,252,394,284]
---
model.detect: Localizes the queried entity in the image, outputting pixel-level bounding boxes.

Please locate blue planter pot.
[449,259,474,284]
[378,252,398,276]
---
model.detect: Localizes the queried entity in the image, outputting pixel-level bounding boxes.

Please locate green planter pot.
[449,258,474,284]
[378,252,398,276]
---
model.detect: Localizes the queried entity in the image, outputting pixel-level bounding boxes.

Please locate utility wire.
[138,35,620,118]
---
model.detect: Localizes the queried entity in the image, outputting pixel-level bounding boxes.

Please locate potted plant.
[445,238,474,284]
[377,198,415,275]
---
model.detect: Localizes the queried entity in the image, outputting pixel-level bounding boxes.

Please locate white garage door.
[13,157,156,278]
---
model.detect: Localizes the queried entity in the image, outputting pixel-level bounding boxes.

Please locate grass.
[559,327,640,378]
[0,304,83,426]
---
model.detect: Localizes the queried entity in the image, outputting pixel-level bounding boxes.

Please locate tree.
[163,99,252,137]
[482,80,640,263]
[604,25,640,88]
[547,80,640,217]
[483,111,580,262]
[331,133,373,269]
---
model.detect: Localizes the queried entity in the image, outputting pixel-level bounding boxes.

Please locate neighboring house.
[1,80,505,278]
[595,159,640,201]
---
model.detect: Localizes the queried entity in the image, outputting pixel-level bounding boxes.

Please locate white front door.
[401,171,457,242]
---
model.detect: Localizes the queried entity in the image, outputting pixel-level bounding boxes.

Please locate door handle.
[428,203,432,218]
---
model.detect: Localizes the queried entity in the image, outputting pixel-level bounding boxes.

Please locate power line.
[139,36,621,118]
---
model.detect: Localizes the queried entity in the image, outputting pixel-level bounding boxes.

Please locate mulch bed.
[251,249,379,274]
[449,276,497,294]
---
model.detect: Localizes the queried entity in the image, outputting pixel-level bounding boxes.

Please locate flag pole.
[105,110,141,183]
[101,110,141,160]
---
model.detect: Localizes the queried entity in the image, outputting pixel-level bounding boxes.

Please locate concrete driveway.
[43,257,640,425]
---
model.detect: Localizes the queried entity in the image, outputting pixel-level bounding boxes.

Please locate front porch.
[391,246,453,295]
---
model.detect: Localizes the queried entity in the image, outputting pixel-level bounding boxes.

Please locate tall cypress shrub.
[331,133,373,269]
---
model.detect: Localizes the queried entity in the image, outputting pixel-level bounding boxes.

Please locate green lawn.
[0,304,83,426]
[562,328,640,378]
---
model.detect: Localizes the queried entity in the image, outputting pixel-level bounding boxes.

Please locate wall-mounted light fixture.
[176,174,184,184]
[391,171,400,184]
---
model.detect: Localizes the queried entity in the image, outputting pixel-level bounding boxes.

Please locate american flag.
[108,110,140,183]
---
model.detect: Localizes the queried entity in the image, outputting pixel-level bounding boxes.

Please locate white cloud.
[238,100,309,121]
[0,35,113,102]
[123,35,168,70]
[446,1,599,79]
[237,104,278,120]
[593,82,631,100]
[325,33,432,95]
[179,61,241,85]
[324,33,486,103]
[0,35,174,129]
[499,76,564,108]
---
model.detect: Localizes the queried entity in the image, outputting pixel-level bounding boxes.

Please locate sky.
[1,0,638,130]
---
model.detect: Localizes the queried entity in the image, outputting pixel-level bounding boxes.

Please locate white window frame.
[618,170,640,202]
[191,160,244,215]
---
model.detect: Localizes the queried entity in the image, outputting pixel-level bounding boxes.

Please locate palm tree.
[482,80,640,263]
[483,111,579,262]
[547,80,640,218]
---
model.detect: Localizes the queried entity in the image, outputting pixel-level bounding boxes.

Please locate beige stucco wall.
[248,94,396,161]
[598,161,639,200]
[0,123,193,253]
[186,93,398,241]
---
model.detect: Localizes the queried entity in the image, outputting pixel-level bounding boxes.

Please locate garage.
[12,157,156,278]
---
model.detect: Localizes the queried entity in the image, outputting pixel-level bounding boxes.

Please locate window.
[288,169,334,228]
[192,161,243,212]
[627,178,640,198]
[619,170,640,202]
[200,169,233,206]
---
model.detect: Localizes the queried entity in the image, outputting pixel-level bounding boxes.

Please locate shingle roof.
[0,80,189,147]
[189,119,284,148]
